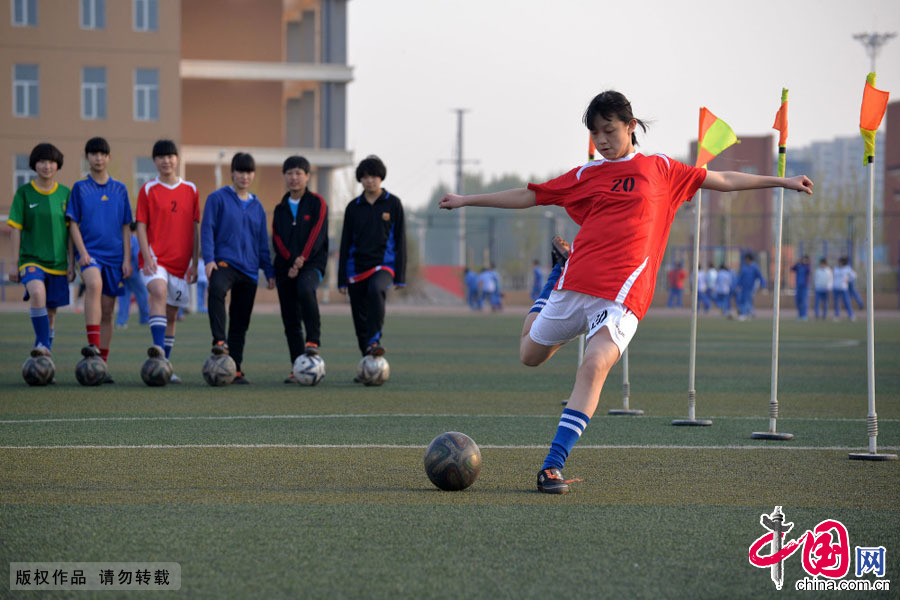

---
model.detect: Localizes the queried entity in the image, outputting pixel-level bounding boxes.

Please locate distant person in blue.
[116,222,150,328]
[695,267,710,313]
[735,253,765,320]
[845,258,864,310]
[531,259,543,301]
[791,254,811,321]
[832,256,854,321]
[463,267,479,310]
[715,263,733,316]
[813,258,832,320]
[477,266,494,310]
[487,264,502,311]
[67,136,132,377]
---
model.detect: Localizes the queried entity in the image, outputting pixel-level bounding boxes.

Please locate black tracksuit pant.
[208,266,257,371]
[276,268,321,364]
[347,270,393,356]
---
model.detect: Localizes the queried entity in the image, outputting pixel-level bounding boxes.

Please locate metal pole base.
[671,419,712,426]
[609,409,644,416]
[752,432,794,440]
[849,452,898,461]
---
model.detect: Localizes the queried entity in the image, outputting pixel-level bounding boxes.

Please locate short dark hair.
[29,143,64,171]
[84,136,110,156]
[583,91,648,147]
[231,152,256,173]
[282,155,310,174]
[355,155,386,182]
[152,139,178,158]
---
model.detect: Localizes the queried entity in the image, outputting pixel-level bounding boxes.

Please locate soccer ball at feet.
[357,355,390,386]
[292,354,326,386]
[22,356,55,386]
[202,354,237,386]
[75,356,108,386]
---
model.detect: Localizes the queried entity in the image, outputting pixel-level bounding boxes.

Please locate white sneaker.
[169,372,182,384]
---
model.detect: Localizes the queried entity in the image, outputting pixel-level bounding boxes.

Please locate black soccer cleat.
[81,344,101,358]
[233,371,249,384]
[102,373,115,384]
[550,236,571,267]
[365,343,386,357]
[537,467,572,494]
[304,342,320,356]
[30,344,52,358]
[211,341,229,356]
[284,373,297,384]
[147,345,165,359]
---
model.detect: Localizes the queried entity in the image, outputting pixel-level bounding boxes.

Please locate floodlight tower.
[853,32,896,72]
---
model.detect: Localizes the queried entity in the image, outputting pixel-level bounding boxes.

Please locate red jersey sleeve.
[666,157,707,208]
[136,184,149,224]
[527,166,594,225]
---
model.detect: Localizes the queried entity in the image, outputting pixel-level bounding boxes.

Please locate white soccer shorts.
[140,263,190,308]
[529,289,639,356]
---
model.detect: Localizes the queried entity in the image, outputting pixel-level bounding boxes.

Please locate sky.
[339,0,900,209]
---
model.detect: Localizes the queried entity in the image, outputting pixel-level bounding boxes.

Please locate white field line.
[1,444,898,451]
[1,414,897,425]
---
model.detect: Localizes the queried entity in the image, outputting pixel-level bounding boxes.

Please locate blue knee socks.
[529,264,563,315]
[542,408,591,471]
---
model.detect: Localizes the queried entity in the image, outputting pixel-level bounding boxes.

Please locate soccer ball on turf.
[424,431,482,491]
[141,357,172,387]
[22,356,55,386]
[75,356,107,386]
[202,353,237,386]
[292,354,325,386]
[357,355,390,386]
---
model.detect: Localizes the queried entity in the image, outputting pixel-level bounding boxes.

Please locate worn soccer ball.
[75,356,108,386]
[140,357,172,387]
[357,355,390,386]
[424,432,482,491]
[292,354,326,386]
[22,356,55,386]
[202,354,236,387]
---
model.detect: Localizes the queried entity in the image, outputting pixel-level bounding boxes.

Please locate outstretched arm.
[439,188,537,210]
[702,171,813,195]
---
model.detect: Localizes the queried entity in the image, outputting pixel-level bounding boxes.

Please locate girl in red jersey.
[439,91,813,494]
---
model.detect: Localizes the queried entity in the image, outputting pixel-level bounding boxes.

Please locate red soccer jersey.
[136,178,200,276]
[528,153,707,320]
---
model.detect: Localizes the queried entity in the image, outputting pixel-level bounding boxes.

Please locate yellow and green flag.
[696,107,739,168]
[860,72,890,165]
[772,89,789,177]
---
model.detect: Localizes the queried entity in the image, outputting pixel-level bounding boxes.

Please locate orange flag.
[860,72,890,164]
[772,89,788,147]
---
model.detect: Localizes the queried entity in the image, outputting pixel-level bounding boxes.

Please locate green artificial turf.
[1,311,898,599]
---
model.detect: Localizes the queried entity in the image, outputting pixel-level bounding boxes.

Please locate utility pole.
[439,109,478,267]
[853,32,896,73]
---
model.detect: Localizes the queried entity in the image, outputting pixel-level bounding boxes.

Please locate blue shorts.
[21,265,71,308]
[81,258,125,297]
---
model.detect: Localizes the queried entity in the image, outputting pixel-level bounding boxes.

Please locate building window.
[133,0,157,32]
[14,154,35,191]
[135,157,157,194]
[134,68,158,121]
[82,67,107,120]
[13,64,39,117]
[80,0,105,29]
[12,0,37,26]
